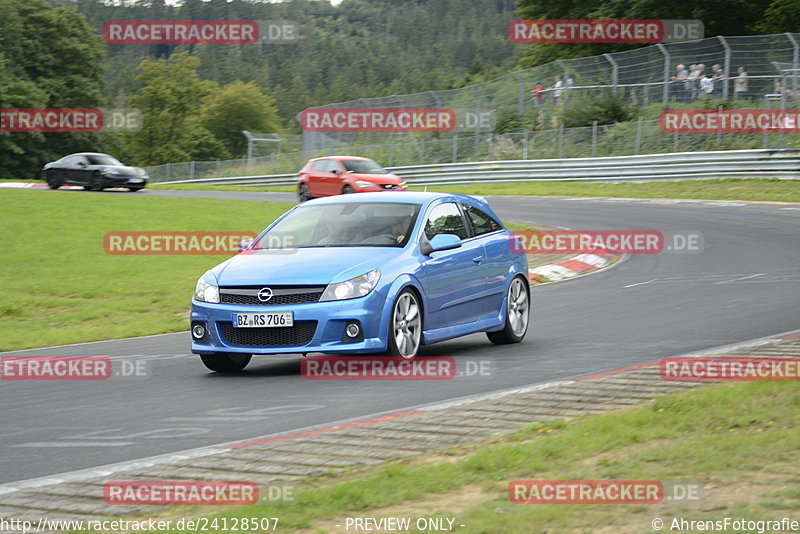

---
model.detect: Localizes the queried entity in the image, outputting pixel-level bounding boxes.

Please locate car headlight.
[354,181,376,188]
[320,270,380,301]
[137,168,148,178]
[194,275,220,303]
[398,181,407,188]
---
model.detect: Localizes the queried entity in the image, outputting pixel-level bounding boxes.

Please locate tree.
[0,0,105,179]
[515,0,774,68]
[199,81,283,157]
[128,52,219,165]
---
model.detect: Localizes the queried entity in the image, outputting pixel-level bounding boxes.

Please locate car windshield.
[253,202,420,248]
[341,160,389,174]
[86,154,122,166]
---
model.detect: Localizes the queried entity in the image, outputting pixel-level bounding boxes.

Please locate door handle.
[472,255,483,264]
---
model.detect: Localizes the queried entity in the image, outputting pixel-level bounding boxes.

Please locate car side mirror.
[238,238,254,252]
[422,233,462,255]
[78,161,87,167]
[331,168,340,175]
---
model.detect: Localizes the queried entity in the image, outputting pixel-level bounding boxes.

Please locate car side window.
[462,204,502,236]
[326,160,342,174]
[424,203,469,240]
[62,155,81,165]
[311,160,326,171]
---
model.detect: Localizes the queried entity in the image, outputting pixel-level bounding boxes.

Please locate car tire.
[386,289,422,360]
[89,172,104,191]
[487,275,530,345]
[45,171,62,190]
[200,353,252,373]
[342,185,353,194]
[128,187,142,192]
[298,183,310,202]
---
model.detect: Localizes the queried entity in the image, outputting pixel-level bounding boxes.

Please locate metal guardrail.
[158,149,800,188]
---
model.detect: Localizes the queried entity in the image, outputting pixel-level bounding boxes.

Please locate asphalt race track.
[1,190,798,485]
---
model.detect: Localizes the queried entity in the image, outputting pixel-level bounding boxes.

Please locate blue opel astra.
[190,192,529,372]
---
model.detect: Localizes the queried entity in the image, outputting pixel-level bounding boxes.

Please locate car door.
[461,202,508,317]
[323,159,345,195]
[420,202,488,330]
[60,155,84,184]
[308,159,337,196]
[305,160,327,197]
[72,155,91,184]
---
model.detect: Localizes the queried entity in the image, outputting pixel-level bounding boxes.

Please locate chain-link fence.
[146,118,799,183]
[145,32,800,183]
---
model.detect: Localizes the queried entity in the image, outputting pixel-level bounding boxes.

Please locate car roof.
[62,152,113,158]
[311,155,373,162]
[302,191,489,207]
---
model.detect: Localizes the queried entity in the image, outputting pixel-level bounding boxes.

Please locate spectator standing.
[531,81,544,105]
[711,64,726,96]
[553,75,564,105]
[671,64,689,102]
[700,73,714,96]
[686,64,700,100]
[734,66,748,100]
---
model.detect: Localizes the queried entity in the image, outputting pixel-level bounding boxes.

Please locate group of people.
[530,75,574,106]
[528,65,751,105]
[671,64,749,101]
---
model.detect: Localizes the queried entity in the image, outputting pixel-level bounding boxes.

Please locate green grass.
[94,380,799,533]
[0,189,291,351]
[152,178,800,202]
[150,183,294,192]
[411,178,800,202]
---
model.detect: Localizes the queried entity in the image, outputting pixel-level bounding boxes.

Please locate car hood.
[213,247,398,286]
[348,172,403,183]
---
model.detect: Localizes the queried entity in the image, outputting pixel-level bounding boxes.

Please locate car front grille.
[219,286,325,306]
[218,321,317,347]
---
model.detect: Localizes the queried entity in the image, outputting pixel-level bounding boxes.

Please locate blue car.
[190,192,529,372]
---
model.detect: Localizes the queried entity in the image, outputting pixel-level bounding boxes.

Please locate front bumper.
[103,175,148,187]
[190,290,389,355]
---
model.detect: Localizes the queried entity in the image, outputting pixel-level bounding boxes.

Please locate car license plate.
[129,178,143,183]
[232,312,293,328]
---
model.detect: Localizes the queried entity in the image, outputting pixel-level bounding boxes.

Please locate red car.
[297,156,407,202]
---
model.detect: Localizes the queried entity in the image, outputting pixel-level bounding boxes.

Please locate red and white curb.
[528,250,620,285]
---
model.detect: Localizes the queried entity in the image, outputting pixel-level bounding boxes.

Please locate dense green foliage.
[515,0,786,68]
[0,0,105,179]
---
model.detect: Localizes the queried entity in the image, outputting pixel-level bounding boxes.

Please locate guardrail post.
[523,129,529,159]
[656,43,671,106]
[452,135,458,162]
[603,53,618,95]
[472,86,483,144]
[787,33,799,94]
[592,121,598,157]
[512,72,527,116]
[718,36,731,99]
[635,117,643,154]
[190,160,196,179]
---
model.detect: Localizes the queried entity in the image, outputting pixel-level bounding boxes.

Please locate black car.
[41,152,148,191]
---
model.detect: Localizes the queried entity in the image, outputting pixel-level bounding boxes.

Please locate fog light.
[345,323,360,338]
[192,324,206,339]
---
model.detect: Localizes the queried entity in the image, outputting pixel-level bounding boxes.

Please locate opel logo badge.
[257,287,273,302]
